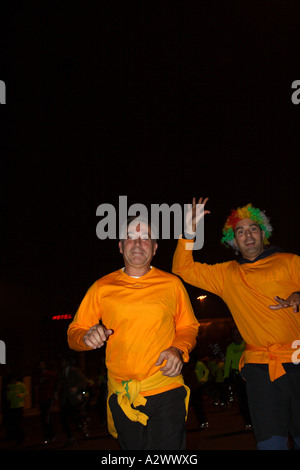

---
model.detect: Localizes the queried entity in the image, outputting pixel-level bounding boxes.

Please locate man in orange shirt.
[172,198,300,450]
[68,216,199,450]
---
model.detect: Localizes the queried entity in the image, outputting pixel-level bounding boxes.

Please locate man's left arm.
[156,279,199,377]
[171,280,200,361]
[155,278,199,377]
[269,254,300,313]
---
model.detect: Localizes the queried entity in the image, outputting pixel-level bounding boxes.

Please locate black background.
[1,1,299,374]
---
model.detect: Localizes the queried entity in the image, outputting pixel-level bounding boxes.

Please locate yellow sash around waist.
[107,370,190,438]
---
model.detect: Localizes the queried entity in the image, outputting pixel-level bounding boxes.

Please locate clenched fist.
[83,324,113,349]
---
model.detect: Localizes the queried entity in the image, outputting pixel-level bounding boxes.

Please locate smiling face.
[234,218,265,261]
[119,220,158,275]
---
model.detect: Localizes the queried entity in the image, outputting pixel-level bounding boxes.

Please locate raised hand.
[185,197,210,236]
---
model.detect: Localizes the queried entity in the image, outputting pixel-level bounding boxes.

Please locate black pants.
[40,399,55,440]
[109,386,187,450]
[241,364,300,449]
[230,371,251,425]
[190,385,206,425]
[60,402,82,438]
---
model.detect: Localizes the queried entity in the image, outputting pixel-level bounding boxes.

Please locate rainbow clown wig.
[221,203,273,252]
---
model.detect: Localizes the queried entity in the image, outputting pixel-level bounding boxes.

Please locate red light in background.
[52,314,73,320]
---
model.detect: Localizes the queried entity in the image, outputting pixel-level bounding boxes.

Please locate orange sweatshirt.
[68,267,199,395]
[172,239,300,380]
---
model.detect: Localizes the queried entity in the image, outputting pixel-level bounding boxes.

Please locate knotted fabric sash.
[239,343,295,382]
[107,370,190,438]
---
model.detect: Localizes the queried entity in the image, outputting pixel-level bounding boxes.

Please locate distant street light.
[197,295,207,301]
[196,295,207,319]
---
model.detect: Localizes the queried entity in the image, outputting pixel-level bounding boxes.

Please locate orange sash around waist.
[239,343,295,382]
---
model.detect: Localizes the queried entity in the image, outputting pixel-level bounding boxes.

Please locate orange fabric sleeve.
[172,238,226,296]
[67,282,101,351]
[171,279,199,362]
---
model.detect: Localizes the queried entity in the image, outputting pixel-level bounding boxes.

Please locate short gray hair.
[119,215,158,241]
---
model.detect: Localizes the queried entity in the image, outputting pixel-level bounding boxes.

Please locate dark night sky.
[1,1,300,373]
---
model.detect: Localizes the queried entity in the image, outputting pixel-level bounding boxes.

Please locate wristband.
[182,233,195,240]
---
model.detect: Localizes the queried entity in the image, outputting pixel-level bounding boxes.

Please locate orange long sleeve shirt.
[68,267,199,394]
[172,239,300,380]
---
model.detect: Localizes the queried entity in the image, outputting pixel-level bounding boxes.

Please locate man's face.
[119,221,157,269]
[234,218,265,261]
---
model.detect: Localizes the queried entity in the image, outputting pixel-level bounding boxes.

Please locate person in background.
[194,359,209,428]
[6,375,28,446]
[208,356,226,406]
[37,360,56,444]
[224,328,251,429]
[55,353,88,446]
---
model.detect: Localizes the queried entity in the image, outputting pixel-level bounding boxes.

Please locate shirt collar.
[238,245,283,264]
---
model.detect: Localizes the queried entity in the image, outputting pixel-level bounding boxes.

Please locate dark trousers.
[231,371,252,425]
[241,364,300,449]
[109,386,187,450]
[39,399,55,440]
[190,385,206,425]
[60,402,82,438]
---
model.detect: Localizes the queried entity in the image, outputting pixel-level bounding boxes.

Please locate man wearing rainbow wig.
[173,198,300,450]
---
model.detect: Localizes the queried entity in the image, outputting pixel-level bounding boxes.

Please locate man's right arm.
[172,237,201,287]
[82,324,113,349]
[172,197,225,296]
[172,237,225,297]
[67,282,103,351]
[173,197,207,285]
